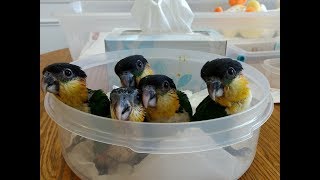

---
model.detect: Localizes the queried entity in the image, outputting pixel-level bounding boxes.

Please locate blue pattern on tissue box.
[152,61,192,88]
[151,60,201,91]
[177,74,192,88]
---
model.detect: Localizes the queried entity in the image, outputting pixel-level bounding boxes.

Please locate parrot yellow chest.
[129,105,146,122]
[56,79,90,113]
[110,105,145,122]
[136,64,154,85]
[216,75,252,115]
[146,90,181,123]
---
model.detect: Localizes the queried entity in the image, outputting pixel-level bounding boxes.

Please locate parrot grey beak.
[114,99,132,121]
[207,80,223,101]
[119,72,135,87]
[41,72,59,94]
[142,85,156,108]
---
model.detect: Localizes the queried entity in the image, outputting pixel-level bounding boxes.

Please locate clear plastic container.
[44,48,273,180]
[226,39,280,76]
[54,0,280,60]
[262,58,280,89]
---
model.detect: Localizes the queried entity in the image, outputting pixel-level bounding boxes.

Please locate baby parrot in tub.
[93,87,148,175]
[114,55,154,88]
[138,74,193,123]
[192,58,253,157]
[42,63,111,117]
[109,87,146,122]
[41,63,111,152]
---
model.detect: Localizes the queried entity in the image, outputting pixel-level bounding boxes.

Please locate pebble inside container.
[44,48,274,180]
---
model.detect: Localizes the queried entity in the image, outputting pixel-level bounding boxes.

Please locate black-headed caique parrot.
[114,55,154,88]
[109,87,145,122]
[138,74,193,123]
[93,87,148,175]
[42,63,110,116]
[41,63,111,152]
[192,58,252,157]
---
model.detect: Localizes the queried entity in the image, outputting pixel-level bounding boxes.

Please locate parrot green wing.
[87,89,111,118]
[192,95,227,121]
[176,90,193,119]
[192,95,252,157]
[88,89,112,168]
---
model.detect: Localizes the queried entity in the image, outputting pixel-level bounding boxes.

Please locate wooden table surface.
[40,48,280,180]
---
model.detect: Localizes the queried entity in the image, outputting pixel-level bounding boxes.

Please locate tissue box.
[104,28,227,56]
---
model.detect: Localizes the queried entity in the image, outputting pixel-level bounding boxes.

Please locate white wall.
[40,0,136,54]
[40,0,71,54]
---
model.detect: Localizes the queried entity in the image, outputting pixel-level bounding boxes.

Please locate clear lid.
[262,58,280,75]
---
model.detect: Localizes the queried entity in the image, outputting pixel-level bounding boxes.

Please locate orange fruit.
[229,0,247,6]
[245,7,255,12]
[214,6,223,12]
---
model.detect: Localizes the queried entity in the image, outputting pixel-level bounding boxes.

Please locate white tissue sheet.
[65,89,253,180]
[131,0,194,34]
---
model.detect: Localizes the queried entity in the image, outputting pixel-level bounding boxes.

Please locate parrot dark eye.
[136,60,143,70]
[227,67,236,76]
[64,69,73,77]
[163,81,170,89]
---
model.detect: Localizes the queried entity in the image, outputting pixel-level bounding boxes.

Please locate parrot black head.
[201,58,243,101]
[138,74,176,108]
[41,63,87,94]
[114,55,152,88]
[110,87,142,121]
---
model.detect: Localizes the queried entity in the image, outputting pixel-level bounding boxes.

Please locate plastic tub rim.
[43,48,274,154]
